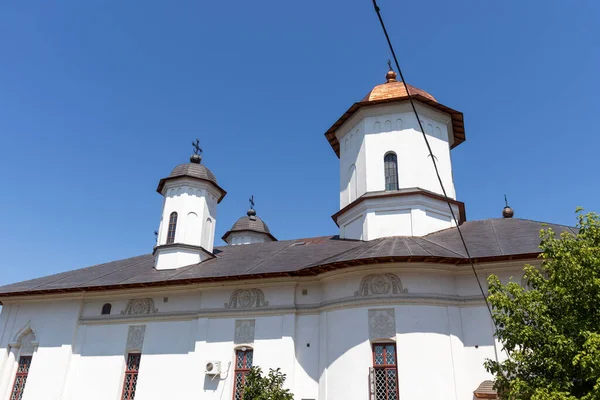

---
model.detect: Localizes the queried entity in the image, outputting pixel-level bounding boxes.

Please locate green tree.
[485,210,600,400]
[242,367,294,400]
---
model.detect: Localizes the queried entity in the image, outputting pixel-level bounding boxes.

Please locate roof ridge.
[419,236,466,258]
[405,237,433,256]
[304,239,381,268]
[488,219,503,255]
[243,241,304,274]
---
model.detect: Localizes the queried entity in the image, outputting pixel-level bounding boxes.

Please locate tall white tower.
[325,70,467,240]
[153,146,227,270]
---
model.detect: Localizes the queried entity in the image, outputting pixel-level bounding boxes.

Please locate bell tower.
[325,70,467,240]
[154,141,227,270]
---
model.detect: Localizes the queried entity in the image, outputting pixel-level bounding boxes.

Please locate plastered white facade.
[0,263,526,400]
[225,231,272,246]
[154,178,219,269]
[335,102,460,240]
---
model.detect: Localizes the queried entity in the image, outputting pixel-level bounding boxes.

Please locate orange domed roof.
[361,70,437,103]
[324,70,465,158]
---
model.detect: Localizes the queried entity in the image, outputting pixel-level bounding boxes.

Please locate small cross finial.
[249,195,255,210]
[192,139,202,156]
[504,194,509,207]
[385,60,397,82]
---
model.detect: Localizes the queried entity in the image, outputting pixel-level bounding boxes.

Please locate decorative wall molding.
[9,321,39,354]
[126,325,146,351]
[12,320,37,343]
[80,293,487,325]
[234,319,255,344]
[122,298,158,315]
[225,289,269,309]
[369,308,396,339]
[355,274,407,297]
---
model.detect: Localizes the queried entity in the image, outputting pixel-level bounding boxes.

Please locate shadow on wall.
[314,304,496,397]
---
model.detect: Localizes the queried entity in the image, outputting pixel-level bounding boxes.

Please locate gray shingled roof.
[0,219,577,298]
[170,163,218,183]
[156,163,227,202]
[222,215,277,242]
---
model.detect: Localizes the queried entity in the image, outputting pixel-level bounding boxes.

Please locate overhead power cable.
[370,0,495,323]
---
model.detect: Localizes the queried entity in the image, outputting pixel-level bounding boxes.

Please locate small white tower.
[222,197,277,245]
[325,69,467,240]
[154,142,227,270]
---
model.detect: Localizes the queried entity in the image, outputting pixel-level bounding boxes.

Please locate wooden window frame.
[121,353,141,400]
[166,212,178,244]
[10,355,32,400]
[232,349,253,400]
[372,343,399,400]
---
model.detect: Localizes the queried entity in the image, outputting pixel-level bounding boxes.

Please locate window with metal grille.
[10,356,32,400]
[232,349,253,400]
[384,153,399,191]
[372,343,399,400]
[166,212,178,244]
[121,353,141,400]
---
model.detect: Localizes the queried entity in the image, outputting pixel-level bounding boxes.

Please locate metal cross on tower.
[192,139,202,156]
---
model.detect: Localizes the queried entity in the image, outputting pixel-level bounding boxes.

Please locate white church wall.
[0,300,80,400]
[395,305,459,399]
[0,261,532,400]
[294,314,320,398]
[337,193,458,239]
[134,320,197,399]
[361,104,455,198]
[334,101,460,240]
[338,119,367,209]
[324,307,371,400]
[460,306,498,398]
[228,231,271,245]
[64,323,129,400]
[157,179,220,254]
[295,283,322,306]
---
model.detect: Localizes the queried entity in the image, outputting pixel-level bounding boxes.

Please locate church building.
[0,70,574,400]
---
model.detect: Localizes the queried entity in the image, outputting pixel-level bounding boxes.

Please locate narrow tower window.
[166,212,178,244]
[121,353,141,400]
[101,303,112,315]
[233,349,253,400]
[384,153,399,191]
[371,343,399,400]
[10,356,32,400]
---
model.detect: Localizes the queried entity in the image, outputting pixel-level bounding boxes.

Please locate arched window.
[166,212,178,244]
[9,324,37,400]
[101,303,112,315]
[384,153,398,191]
[121,353,141,400]
[233,348,253,400]
[371,343,399,400]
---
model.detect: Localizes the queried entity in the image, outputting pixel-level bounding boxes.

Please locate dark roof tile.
[0,219,577,297]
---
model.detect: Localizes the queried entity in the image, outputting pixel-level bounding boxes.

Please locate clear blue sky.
[0,0,598,286]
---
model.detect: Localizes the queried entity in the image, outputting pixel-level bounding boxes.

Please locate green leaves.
[486,210,600,399]
[242,367,294,400]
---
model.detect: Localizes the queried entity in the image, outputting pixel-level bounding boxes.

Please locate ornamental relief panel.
[369,308,396,339]
[121,298,159,315]
[126,325,146,351]
[234,319,255,344]
[355,273,407,297]
[225,289,269,309]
